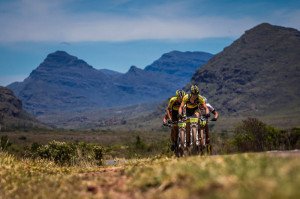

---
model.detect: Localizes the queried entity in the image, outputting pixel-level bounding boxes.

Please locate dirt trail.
[78,166,138,198]
[78,150,300,198]
[266,149,300,157]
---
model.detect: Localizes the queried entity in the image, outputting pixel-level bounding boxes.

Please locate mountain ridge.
[7,50,213,125]
[189,23,300,122]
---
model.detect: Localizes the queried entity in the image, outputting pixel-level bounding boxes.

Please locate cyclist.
[199,96,219,144]
[163,89,186,151]
[202,96,219,121]
[178,85,209,144]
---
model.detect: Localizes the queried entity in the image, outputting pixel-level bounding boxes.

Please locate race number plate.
[178,122,186,128]
[200,120,207,127]
[187,118,198,123]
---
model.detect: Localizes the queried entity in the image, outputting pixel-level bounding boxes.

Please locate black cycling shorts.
[186,107,199,117]
[171,110,179,121]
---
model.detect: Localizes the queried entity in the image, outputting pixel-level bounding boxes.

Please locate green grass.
[1,151,299,199]
[126,153,300,199]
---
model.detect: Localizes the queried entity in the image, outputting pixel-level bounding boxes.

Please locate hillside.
[188,23,300,128]
[145,50,213,79]
[8,50,212,126]
[0,86,42,130]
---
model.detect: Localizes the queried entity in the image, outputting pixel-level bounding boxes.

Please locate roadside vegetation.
[0,117,299,198]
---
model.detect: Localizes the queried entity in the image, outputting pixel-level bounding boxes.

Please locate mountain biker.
[202,96,219,121]
[178,85,209,144]
[163,89,186,151]
[199,96,219,144]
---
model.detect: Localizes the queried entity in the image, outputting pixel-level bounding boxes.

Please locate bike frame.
[186,117,199,147]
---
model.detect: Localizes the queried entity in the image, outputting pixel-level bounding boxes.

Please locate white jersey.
[206,103,215,112]
[200,95,215,113]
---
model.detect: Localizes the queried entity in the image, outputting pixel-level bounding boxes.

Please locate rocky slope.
[189,23,300,126]
[0,86,41,130]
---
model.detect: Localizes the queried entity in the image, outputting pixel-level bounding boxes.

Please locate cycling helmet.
[176,89,186,98]
[190,85,199,95]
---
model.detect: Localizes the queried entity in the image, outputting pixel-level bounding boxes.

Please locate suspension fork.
[199,117,207,147]
[190,123,198,146]
[177,121,186,148]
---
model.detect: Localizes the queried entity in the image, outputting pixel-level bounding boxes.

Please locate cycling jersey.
[182,94,205,109]
[206,103,215,112]
[167,96,181,111]
[201,95,215,112]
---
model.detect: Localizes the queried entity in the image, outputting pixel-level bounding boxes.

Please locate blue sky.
[0,0,300,86]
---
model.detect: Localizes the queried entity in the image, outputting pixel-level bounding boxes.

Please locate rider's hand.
[163,118,167,124]
[178,114,183,120]
[205,113,211,118]
[211,117,217,121]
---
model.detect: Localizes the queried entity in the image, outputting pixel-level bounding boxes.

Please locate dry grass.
[1,151,300,199]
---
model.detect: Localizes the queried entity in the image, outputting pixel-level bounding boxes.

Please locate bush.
[31,141,103,166]
[233,118,300,152]
[0,135,12,151]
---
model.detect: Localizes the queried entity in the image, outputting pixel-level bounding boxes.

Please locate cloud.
[0,0,299,42]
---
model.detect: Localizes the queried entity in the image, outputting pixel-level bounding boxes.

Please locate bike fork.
[196,125,200,146]
[184,128,187,148]
[190,126,192,147]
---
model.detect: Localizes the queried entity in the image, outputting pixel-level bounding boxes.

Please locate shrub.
[134,136,146,150]
[232,118,300,152]
[0,135,12,151]
[32,141,103,166]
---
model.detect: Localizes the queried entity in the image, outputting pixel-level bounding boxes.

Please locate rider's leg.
[171,126,177,143]
[170,127,176,151]
[172,125,178,142]
[170,111,179,151]
[205,124,210,144]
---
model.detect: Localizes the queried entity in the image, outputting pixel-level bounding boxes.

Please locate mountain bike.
[186,114,215,156]
[163,120,187,157]
[186,116,201,155]
[198,115,210,155]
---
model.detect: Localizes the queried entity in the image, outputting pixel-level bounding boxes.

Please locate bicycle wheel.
[199,128,205,155]
[191,126,199,155]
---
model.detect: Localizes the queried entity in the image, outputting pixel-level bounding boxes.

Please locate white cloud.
[0,0,299,42]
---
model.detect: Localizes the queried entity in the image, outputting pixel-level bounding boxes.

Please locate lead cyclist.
[178,85,209,144]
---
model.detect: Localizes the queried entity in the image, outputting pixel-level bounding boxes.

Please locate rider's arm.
[179,94,188,116]
[212,110,219,119]
[199,96,209,115]
[178,101,185,116]
[207,103,218,119]
[166,108,172,120]
[202,102,209,115]
[166,97,175,119]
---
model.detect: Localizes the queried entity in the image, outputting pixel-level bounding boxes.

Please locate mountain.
[98,69,123,78]
[8,51,115,115]
[145,50,213,78]
[0,86,42,130]
[8,50,212,125]
[189,23,300,127]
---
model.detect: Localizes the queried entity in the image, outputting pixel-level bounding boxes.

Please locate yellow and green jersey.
[167,96,181,111]
[182,94,205,109]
